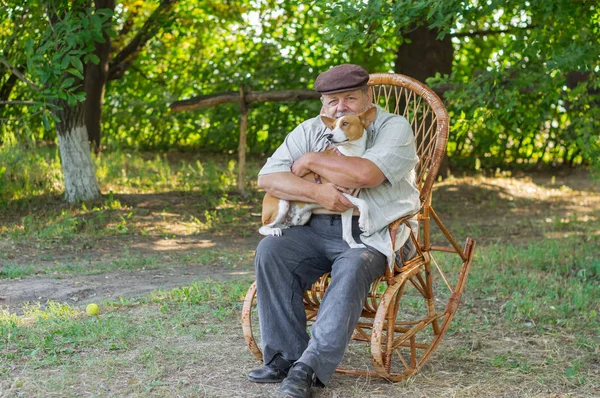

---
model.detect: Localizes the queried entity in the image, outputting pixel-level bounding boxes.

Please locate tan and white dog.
[259,107,377,248]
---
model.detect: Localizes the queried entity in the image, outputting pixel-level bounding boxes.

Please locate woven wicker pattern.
[242,73,476,382]
[369,73,448,203]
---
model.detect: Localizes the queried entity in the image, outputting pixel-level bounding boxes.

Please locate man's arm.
[258,172,355,212]
[291,153,386,189]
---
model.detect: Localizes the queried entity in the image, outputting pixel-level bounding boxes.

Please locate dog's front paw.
[349,242,366,249]
[259,226,283,236]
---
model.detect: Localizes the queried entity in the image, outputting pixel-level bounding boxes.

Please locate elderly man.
[248,64,420,397]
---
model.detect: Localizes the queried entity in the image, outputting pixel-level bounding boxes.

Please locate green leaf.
[60,57,71,69]
[88,54,100,64]
[103,25,117,39]
[67,68,84,80]
[66,36,76,48]
[70,57,83,73]
[565,367,576,378]
[91,14,102,29]
[61,77,75,89]
[66,95,77,107]
[41,113,51,130]
[39,71,50,85]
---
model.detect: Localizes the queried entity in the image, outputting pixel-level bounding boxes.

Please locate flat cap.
[314,64,370,95]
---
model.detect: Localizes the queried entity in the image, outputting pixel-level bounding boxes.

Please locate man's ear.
[359,106,377,127]
[320,115,337,130]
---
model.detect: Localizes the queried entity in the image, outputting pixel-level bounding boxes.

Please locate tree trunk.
[395,25,453,177]
[84,0,116,152]
[56,102,101,203]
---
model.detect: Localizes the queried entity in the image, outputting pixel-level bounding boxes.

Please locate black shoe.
[279,362,317,398]
[248,354,294,383]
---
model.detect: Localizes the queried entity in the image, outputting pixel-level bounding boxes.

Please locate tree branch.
[130,64,167,87]
[0,110,43,121]
[0,57,40,93]
[170,89,321,112]
[108,0,178,81]
[0,100,37,106]
[0,73,19,101]
[451,25,535,38]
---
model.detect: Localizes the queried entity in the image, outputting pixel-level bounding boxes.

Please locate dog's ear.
[358,106,377,127]
[320,115,337,130]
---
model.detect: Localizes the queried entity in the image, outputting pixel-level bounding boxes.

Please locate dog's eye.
[342,122,348,126]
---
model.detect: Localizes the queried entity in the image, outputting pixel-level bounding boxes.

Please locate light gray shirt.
[259,105,420,268]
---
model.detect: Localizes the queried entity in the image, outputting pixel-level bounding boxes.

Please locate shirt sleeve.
[259,121,313,176]
[362,115,419,187]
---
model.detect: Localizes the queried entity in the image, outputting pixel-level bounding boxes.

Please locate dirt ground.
[1,168,597,316]
[1,169,599,397]
[0,233,261,314]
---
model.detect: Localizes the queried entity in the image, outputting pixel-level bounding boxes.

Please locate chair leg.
[241,281,263,361]
[371,265,423,381]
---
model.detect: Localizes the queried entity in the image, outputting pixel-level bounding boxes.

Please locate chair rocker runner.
[241,73,476,381]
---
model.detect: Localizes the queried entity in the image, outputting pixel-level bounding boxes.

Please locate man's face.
[321,88,372,118]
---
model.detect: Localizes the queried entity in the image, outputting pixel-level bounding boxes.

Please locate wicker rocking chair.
[241,73,476,381]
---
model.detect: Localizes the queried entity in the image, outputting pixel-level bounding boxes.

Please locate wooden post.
[168,87,321,196]
[238,86,248,195]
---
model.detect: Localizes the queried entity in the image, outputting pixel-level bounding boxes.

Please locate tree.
[319,0,600,172]
[86,0,178,150]
[0,0,180,202]
[3,0,597,175]
[1,0,115,202]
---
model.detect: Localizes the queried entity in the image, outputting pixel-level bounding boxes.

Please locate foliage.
[0,0,113,126]
[0,132,63,203]
[320,0,600,171]
[101,0,344,153]
[1,0,598,172]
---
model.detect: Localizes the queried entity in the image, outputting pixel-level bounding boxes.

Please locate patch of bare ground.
[432,169,599,245]
[0,264,253,314]
[0,232,259,314]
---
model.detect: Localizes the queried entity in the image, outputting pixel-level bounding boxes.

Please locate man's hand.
[291,153,315,178]
[314,183,354,212]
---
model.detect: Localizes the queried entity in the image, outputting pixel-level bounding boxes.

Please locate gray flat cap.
[314,64,370,95]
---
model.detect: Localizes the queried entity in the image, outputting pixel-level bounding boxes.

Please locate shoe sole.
[247,376,285,383]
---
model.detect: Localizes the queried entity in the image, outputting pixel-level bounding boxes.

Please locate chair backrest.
[368,73,449,202]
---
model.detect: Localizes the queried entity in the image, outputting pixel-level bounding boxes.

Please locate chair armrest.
[388,212,418,251]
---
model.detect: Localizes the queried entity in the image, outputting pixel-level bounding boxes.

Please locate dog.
[259,107,377,248]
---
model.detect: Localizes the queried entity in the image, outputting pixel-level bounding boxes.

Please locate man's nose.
[337,99,349,112]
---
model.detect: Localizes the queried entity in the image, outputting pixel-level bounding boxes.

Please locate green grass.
[0,263,35,279]
[0,134,63,204]
[0,280,250,395]
[0,279,252,382]
[466,237,599,331]
[1,267,597,396]
[1,146,264,245]
[1,138,263,203]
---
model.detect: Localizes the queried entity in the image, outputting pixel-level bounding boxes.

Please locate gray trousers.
[254,214,386,385]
